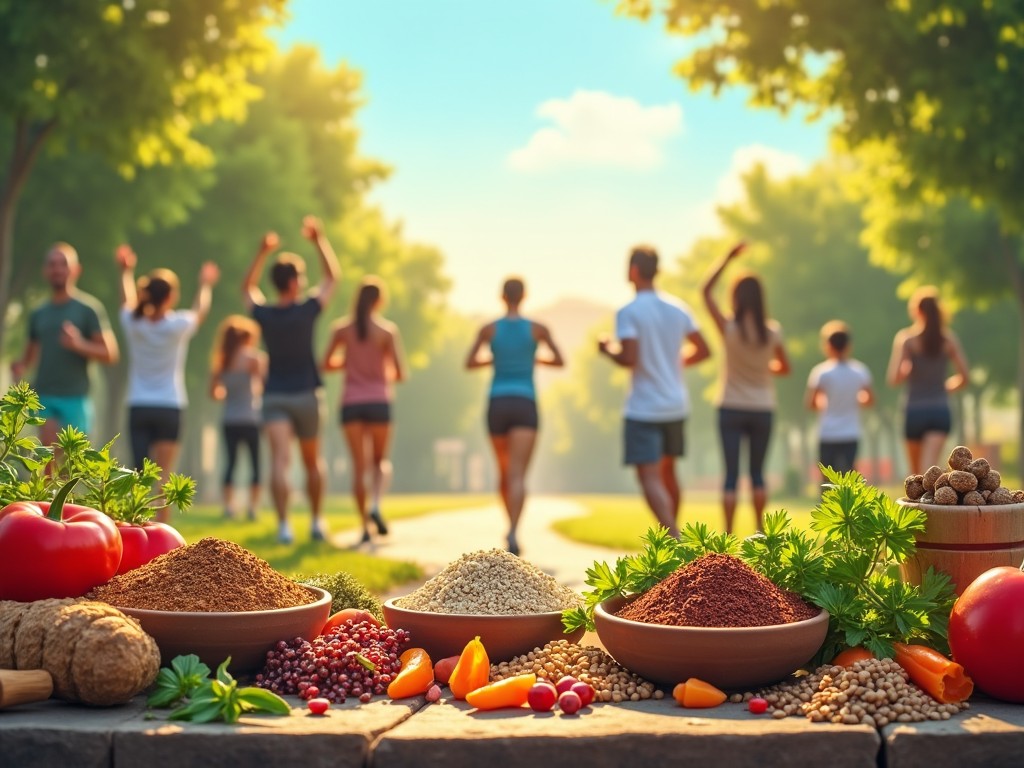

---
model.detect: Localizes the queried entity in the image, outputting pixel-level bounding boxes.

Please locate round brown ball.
[922,466,944,493]
[962,491,985,507]
[1013,490,1024,504]
[989,487,1014,506]
[948,470,978,494]
[933,486,959,505]
[947,446,973,471]
[935,472,952,490]
[967,458,990,480]
[980,471,1002,492]
[904,475,926,500]
[982,490,992,501]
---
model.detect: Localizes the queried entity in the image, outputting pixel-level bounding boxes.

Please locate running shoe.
[277,521,294,545]
[311,519,328,542]
[369,508,389,535]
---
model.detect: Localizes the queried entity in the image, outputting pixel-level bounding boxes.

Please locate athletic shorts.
[904,405,951,441]
[37,393,92,434]
[623,418,685,466]
[487,396,538,435]
[340,402,391,425]
[262,389,324,441]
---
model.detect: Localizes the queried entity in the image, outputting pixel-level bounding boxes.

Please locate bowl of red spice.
[594,553,828,690]
[88,538,332,673]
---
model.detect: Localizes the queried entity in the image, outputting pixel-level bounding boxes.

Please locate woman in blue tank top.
[886,286,970,475]
[466,277,564,555]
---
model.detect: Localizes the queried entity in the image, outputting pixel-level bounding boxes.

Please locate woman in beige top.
[702,242,790,534]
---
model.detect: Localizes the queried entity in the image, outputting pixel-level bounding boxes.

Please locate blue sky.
[278,0,830,314]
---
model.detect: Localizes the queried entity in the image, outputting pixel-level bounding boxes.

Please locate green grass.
[553,491,822,551]
[173,494,491,594]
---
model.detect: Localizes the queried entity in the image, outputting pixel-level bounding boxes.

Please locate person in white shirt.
[599,245,711,537]
[117,245,219,521]
[805,320,875,480]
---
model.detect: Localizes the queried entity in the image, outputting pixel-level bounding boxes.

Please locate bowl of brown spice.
[383,549,585,662]
[594,553,828,690]
[88,538,332,673]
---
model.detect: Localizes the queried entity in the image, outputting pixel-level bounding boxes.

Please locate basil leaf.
[237,687,292,716]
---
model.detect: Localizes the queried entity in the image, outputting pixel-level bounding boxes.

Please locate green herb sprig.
[149,655,291,724]
[563,468,957,665]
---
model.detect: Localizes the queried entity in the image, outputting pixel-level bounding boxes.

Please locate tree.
[617,0,1024,473]
[0,0,286,358]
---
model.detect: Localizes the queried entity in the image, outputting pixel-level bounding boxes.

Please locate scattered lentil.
[745,658,968,727]
[88,538,316,612]
[490,639,663,703]
[616,552,818,628]
[395,549,582,615]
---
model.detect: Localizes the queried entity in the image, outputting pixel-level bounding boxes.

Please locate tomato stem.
[46,476,79,521]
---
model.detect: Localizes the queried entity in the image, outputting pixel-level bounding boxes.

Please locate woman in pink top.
[702,242,790,534]
[323,277,406,545]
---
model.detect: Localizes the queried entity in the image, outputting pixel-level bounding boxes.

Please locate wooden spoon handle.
[0,669,53,708]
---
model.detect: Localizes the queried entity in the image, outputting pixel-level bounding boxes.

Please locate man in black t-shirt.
[242,216,340,544]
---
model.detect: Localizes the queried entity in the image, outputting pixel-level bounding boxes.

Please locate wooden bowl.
[382,598,584,663]
[116,586,331,674]
[897,499,1024,594]
[594,595,829,689]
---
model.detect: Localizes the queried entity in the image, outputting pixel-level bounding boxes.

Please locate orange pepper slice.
[448,636,490,700]
[672,677,727,708]
[831,646,876,667]
[387,647,434,699]
[465,673,537,710]
[893,643,974,704]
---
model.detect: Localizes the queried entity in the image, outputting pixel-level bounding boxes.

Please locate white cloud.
[714,144,808,205]
[507,90,683,172]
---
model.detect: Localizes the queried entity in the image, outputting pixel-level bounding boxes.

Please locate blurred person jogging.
[243,216,340,545]
[599,246,711,538]
[10,242,119,443]
[805,320,874,480]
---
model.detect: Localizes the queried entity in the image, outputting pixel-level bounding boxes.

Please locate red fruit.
[949,565,1024,702]
[425,684,442,703]
[307,697,330,715]
[748,697,768,714]
[527,681,558,712]
[432,655,461,685]
[554,675,579,695]
[569,681,594,707]
[558,690,582,715]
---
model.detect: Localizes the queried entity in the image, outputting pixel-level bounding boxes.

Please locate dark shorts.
[904,405,951,441]
[262,389,323,441]
[819,440,859,476]
[623,418,685,466]
[340,402,391,424]
[129,406,182,469]
[487,396,538,435]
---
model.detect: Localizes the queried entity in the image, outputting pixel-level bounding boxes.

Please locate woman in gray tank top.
[886,286,970,475]
[210,315,267,521]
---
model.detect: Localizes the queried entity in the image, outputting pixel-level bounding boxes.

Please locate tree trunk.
[998,234,1024,480]
[0,119,57,361]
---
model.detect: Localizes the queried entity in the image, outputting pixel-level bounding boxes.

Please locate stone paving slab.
[883,697,1024,768]
[375,696,880,768]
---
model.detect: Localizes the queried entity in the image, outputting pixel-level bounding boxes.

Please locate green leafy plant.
[0,383,51,506]
[563,467,957,665]
[150,656,291,724]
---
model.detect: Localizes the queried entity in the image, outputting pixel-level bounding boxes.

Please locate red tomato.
[115,522,186,574]
[321,608,380,635]
[948,566,1024,702]
[0,495,122,601]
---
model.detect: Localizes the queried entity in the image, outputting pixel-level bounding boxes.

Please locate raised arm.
[302,216,341,307]
[243,232,278,309]
[702,241,745,335]
[192,262,221,325]
[116,244,138,310]
[465,324,495,369]
[534,323,564,367]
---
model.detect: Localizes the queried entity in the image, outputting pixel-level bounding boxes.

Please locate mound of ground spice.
[616,552,819,628]
[89,538,316,612]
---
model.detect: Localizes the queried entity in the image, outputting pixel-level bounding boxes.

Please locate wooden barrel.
[898,499,1024,595]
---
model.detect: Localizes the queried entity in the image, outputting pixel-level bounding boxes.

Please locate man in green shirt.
[10,242,119,442]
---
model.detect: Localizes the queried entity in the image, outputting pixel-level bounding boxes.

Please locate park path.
[340,495,621,599]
